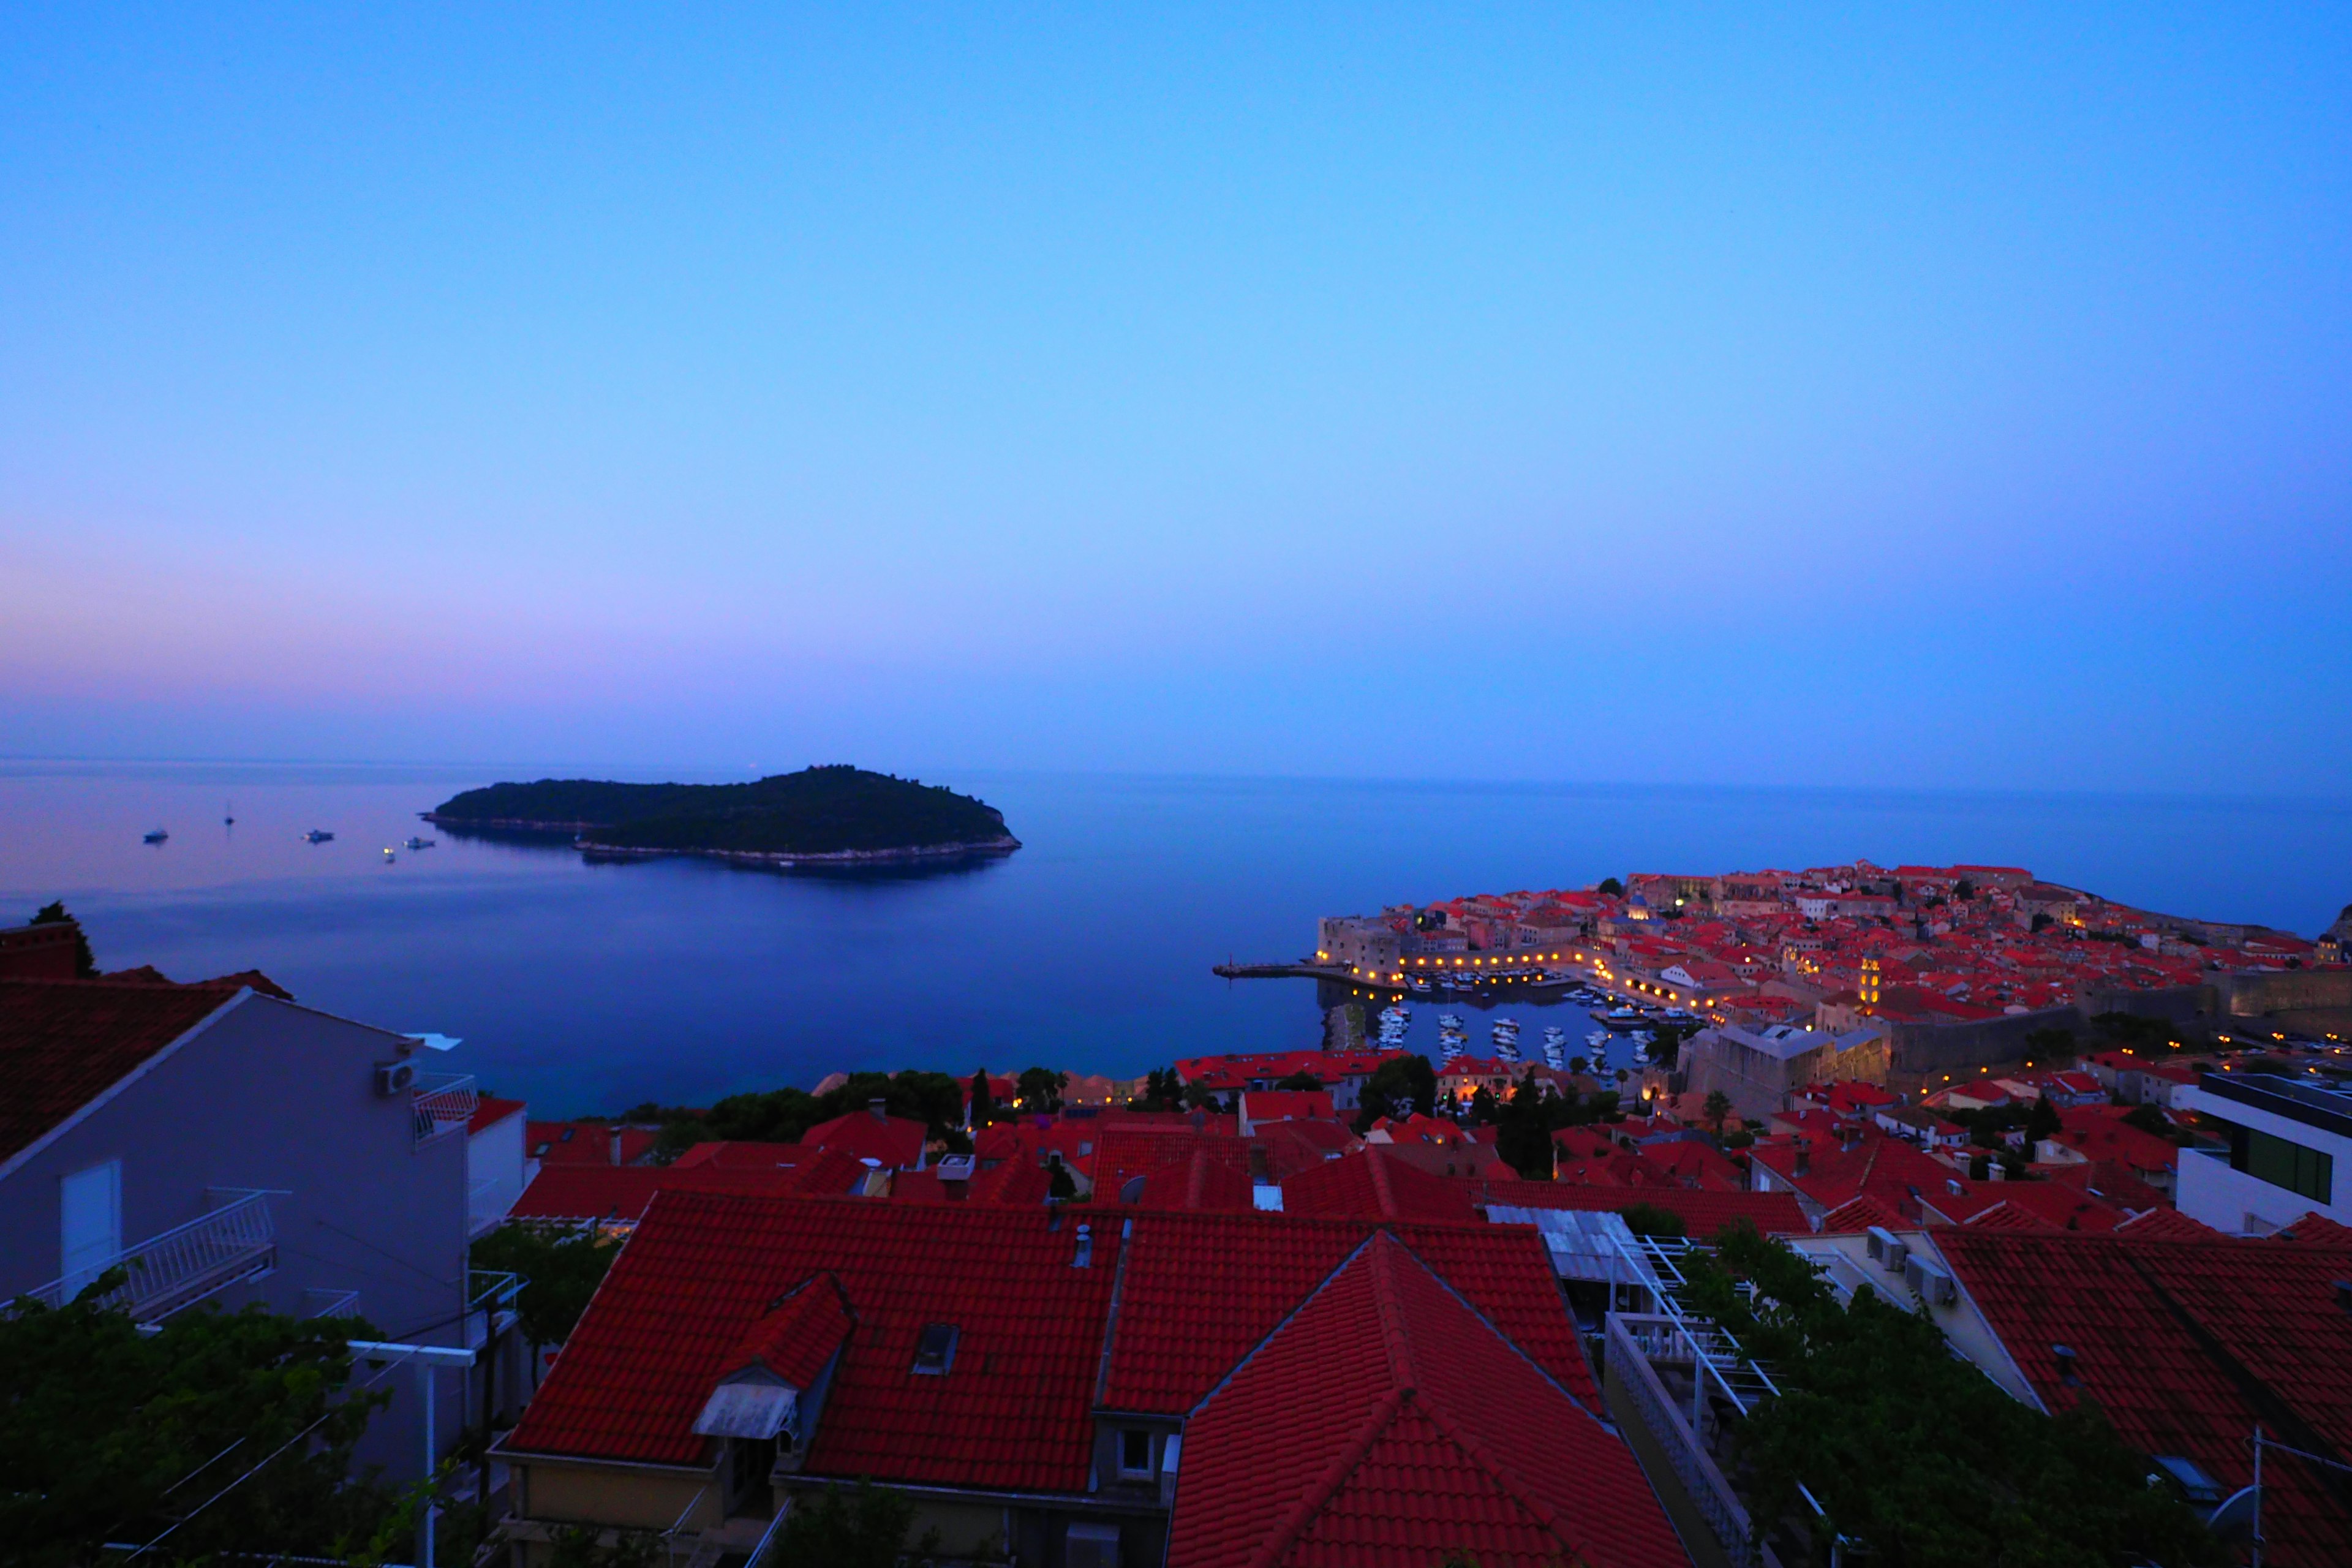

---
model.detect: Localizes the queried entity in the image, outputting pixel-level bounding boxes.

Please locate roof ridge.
[1406,1391,1585,1557]
[1185,1230,1380,1418]
[1242,1390,1406,1568]
[1366,1145,1396,1218]
[1365,1236,1419,1397]
[1385,1229,1600,1417]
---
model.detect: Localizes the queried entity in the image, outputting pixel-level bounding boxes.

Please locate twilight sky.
[3,6,2346,791]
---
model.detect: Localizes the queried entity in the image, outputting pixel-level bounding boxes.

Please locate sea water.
[2,759,2344,1115]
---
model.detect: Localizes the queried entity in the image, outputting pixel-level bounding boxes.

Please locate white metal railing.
[304,1287,362,1319]
[1610,1311,1762,1567]
[413,1074,478,1145]
[16,1192,276,1321]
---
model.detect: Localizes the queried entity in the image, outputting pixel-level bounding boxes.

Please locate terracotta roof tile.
[0,979,244,1164]
[1167,1234,1686,1568]
[1938,1230,2352,1567]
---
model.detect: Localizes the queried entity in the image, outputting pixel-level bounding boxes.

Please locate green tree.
[1597,877,1626,897]
[1678,1224,2218,1567]
[1494,1071,1555,1180]
[1618,1202,1687,1239]
[1016,1065,1068,1113]
[1276,1069,1325,1091]
[1466,1086,1501,1125]
[772,1479,927,1568]
[1703,1089,1733,1133]
[1047,1162,1077,1200]
[968,1068,994,1125]
[0,1281,397,1566]
[28,900,97,976]
[1353,1053,1437,1130]
[2122,1103,2175,1139]
[470,1224,622,1352]
[2024,1093,2062,1148]
[1953,878,1975,901]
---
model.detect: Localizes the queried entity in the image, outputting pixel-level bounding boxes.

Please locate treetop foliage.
[1679,1224,2218,1568]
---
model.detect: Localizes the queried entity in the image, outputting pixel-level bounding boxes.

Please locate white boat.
[405,835,435,850]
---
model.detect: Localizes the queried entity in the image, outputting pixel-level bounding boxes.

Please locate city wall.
[1882,1005,2086,1093]
[2213,969,2352,1017]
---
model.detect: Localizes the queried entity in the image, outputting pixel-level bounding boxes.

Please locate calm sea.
[3,759,2345,1117]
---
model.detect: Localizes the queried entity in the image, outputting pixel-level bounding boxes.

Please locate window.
[2212,1116,2336,1203]
[1120,1428,1153,1478]
[60,1160,121,1298]
[913,1323,959,1375]
[1066,1521,1121,1568]
[2245,1128,2332,1203]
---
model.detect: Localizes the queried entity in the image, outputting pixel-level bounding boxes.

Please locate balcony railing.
[16,1191,277,1323]
[414,1072,478,1145]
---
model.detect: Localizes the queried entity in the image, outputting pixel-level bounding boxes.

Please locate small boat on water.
[404,835,435,850]
[142,828,168,844]
[382,847,398,863]
[1599,1006,1644,1030]
[224,801,235,826]
[304,829,335,843]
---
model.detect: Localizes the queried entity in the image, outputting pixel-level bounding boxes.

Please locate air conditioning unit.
[1905,1253,1958,1306]
[374,1060,417,1097]
[1866,1226,1908,1272]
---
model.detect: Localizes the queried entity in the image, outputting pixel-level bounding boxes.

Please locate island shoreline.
[422,812,1022,866]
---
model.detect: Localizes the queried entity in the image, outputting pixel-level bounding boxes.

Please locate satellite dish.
[2206,1485,2259,1544]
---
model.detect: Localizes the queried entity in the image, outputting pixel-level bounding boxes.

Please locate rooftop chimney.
[1073,1223,1093,1268]
[1793,1139,1811,1177]
[2051,1343,2079,1385]
[869,1096,888,1123]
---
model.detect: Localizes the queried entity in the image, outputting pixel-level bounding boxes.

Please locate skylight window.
[913,1323,959,1375]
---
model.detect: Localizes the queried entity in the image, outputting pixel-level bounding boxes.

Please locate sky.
[2,4,2347,791]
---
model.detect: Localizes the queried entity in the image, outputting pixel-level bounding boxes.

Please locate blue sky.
[2,5,2346,790]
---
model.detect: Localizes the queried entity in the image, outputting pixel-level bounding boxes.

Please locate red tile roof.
[1283,1148,1480,1224]
[507,1155,862,1224]
[2277,1212,2352,1245]
[1167,1233,1687,1568]
[0,979,246,1164]
[723,1272,854,1390]
[507,1193,1121,1487]
[801,1108,929,1170]
[527,1120,659,1166]
[1098,1212,1596,1418]
[1815,1194,1907,1234]
[2110,1206,2223,1242]
[1478,1180,1809,1238]
[670,1140,802,1168]
[1937,1230,2352,1567]
[506,1195,1603,1510]
[468,1095,527,1135]
[1124,1145,1257,1212]
[1091,1125,1249,1201]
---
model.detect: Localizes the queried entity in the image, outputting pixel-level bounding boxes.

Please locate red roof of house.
[801,1107,929,1170]
[1093,1126,1250,1202]
[671,1140,808,1169]
[1125,1144,1257,1212]
[468,1095,527,1135]
[508,1193,1123,1486]
[1920,1178,2126,1233]
[2278,1212,2352,1246]
[722,1273,855,1390]
[1937,1229,2352,1567]
[506,1154,864,1223]
[1282,1148,1480,1224]
[886,1156,1053,1207]
[1167,1232,1687,1568]
[1251,1116,1361,1182]
[1240,1088,1336,1125]
[508,1196,1604,1499]
[1815,1194,1907,1234]
[1096,1210,1596,1419]
[2111,1206,2224,1242]
[526,1120,660,1166]
[0,979,247,1164]
[1478,1180,1809,1237]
